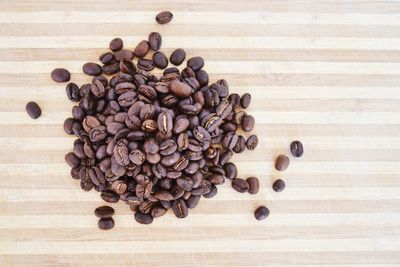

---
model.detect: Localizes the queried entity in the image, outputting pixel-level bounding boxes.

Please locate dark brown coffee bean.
[151,205,168,218]
[72,106,85,121]
[94,206,115,219]
[135,211,153,224]
[247,177,259,194]
[101,189,120,203]
[103,61,120,75]
[83,62,102,76]
[255,206,269,220]
[115,49,134,61]
[186,195,200,209]
[172,199,188,218]
[202,113,223,132]
[156,11,173,24]
[26,102,41,119]
[161,151,180,166]
[129,149,146,165]
[90,79,105,97]
[246,135,258,151]
[157,112,173,133]
[109,37,123,51]
[195,70,209,87]
[275,155,289,171]
[228,93,241,109]
[118,91,137,107]
[208,174,225,185]
[82,116,100,133]
[142,119,158,133]
[233,135,246,153]
[138,59,155,71]
[231,178,249,193]
[148,32,162,51]
[219,150,233,166]
[203,185,217,198]
[113,141,130,166]
[290,140,304,157]
[153,52,168,69]
[234,111,246,125]
[163,67,180,76]
[273,179,286,192]
[66,83,81,102]
[134,40,150,58]
[222,132,239,150]
[65,152,80,168]
[241,93,251,108]
[51,68,70,82]
[99,52,114,64]
[241,115,255,132]
[98,218,115,230]
[111,180,128,195]
[154,190,175,201]
[170,80,192,98]
[119,59,136,75]
[187,57,204,72]
[170,48,186,66]
[63,118,75,135]
[223,162,237,179]
[146,152,161,164]
[159,139,177,155]
[177,177,194,191]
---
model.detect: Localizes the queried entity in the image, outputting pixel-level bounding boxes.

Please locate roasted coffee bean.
[146,152,161,164]
[157,112,173,133]
[187,57,204,72]
[186,195,200,209]
[138,59,155,71]
[216,100,232,120]
[115,49,134,61]
[159,139,177,155]
[203,185,217,198]
[148,32,162,51]
[223,162,237,179]
[234,111,246,125]
[219,150,233,166]
[273,179,286,192]
[66,83,81,102]
[113,141,130,166]
[163,67,180,76]
[134,40,150,58]
[63,118,75,135]
[233,135,246,153]
[241,93,251,108]
[90,79,105,97]
[228,93,241,109]
[151,52,168,69]
[246,177,259,194]
[98,218,115,230]
[142,119,158,132]
[26,101,41,119]
[231,178,249,193]
[290,140,304,157]
[156,11,173,24]
[246,135,258,151]
[208,174,225,185]
[177,177,194,191]
[241,114,255,132]
[118,91,137,107]
[181,67,195,79]
[154,190,175,201]
[195,70,209,87]
[99,52,114,64]
[83,62,102,76]
[101,189,120,203]
[103,61,120,75]
[119,59,136,75]
[170,80,192,98]
[72,106,85,121]
[111,180,127,195]
[254,206,269,220]
[170,49,186,66]
[51,68,71,83]
[135,211,153,224]
[222,132,238,150]
[172,199,188,218]
[65,152,80,168]
[202,113,223,132]
[129,149,146,165]
[275,155,289,171]
[151,205,168,218]
[94,206,115,219]
[110,37,123,51]
[143,138,159,154]
[82,116,100,133]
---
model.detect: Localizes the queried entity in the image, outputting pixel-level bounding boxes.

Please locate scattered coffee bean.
[272,179,285,192]
[109,38,123,51]
[98,217,115,230]
[153,52,168,69]
[134,40,150,58]
[94,206,115,218]
[135,211,153,224]
[148,32,162,51]
[254,206,269,220]
[51,68,70,82]
[290,140,304,157]
[231,178,249,193]
[66,83,81,102]
[26,101,41,119]
[187,56,204,72]
[241,115,255,132]
[241,93,251,108]
[275,155,289,171]
[246,177,260,194]
[83,62,102,76]
[246,135,258,150]
[155,11,173,24]
[170,49,186,66]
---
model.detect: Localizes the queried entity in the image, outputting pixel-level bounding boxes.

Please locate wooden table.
[1,0,400,266]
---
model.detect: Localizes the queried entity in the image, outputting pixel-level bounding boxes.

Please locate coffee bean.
[111,180,128,195]
[240,93,251,108]
[26,101,41,119]
[129,149,146,165]
[138,59,155,71]
[172,199,188,218]
[98,218,115,230]
[100,52,114,64]
[254,206,269,220]
[208,174,225,185]
[233,135,246,153]
[65,152,80,168]
[156,11,173,24]
[272,179,285,192]
[148,32,162,51]
[170,49,186,66]
[109,37,123,51]
[290,140,304,157]
[246,177,259,194]
[66,83,81,102]
[94,206,115,218]
[187,56,204,72]
[134,40,150,58]
[228,93,241,109]
[241,115,255,132]
[135,211,153,224]
[275,155,289,171]
[101,189,120,203]
[231,178,249,193]
[151,205,168,218]
[51,68,70,82]
[153,52,168,69]
[223,162,237,179]
[83,62,102,76]
[246,135,258,151]
[195,70,209,87]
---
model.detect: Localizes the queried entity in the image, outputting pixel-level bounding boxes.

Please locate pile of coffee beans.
[56,29,262,226]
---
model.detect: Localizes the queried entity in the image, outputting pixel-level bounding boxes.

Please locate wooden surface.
[1,0,400,266]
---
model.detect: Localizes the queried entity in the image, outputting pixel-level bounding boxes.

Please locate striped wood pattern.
[1,0,400,266]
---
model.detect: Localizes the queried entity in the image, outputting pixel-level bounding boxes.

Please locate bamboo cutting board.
[1,0,400,266]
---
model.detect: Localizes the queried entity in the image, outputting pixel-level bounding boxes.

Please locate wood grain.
[1,0,400,266]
